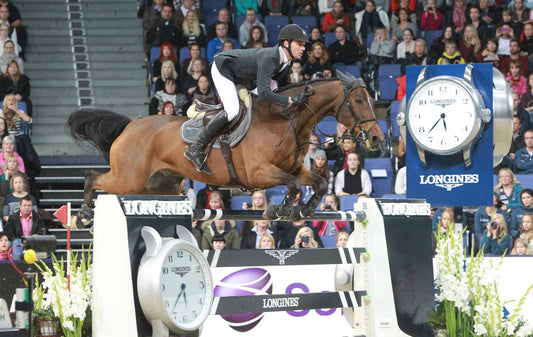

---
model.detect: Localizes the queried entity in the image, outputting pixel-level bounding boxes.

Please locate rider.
[185,24,310,174]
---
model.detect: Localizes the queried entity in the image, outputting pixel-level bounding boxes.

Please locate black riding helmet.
[278,24,308,60]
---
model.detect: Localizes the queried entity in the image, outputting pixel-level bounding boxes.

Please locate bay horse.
[67,72,384,227]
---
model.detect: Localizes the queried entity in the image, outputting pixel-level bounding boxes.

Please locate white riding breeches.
[211,62,240,121]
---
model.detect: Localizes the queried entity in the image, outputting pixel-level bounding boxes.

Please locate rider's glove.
[291,93,308,106]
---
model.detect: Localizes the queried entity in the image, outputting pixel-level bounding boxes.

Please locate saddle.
[180,87,253,149]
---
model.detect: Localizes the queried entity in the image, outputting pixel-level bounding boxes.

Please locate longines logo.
[262,297,299,309]
[430,98,456,108]
[122,200,192,216]
[419,174,479,191]
[264,250,299,265]
[380,202,431,216]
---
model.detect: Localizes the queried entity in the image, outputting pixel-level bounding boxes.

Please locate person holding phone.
[481,213,512,256]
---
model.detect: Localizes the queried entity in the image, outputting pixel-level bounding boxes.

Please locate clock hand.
[442,116,447,132]
[172,288,184,311]
[425,116,442,136]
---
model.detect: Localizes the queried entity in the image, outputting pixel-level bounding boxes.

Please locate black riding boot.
[184,110,229,174]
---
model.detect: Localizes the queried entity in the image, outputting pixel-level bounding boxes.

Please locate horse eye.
[355,98,363,104]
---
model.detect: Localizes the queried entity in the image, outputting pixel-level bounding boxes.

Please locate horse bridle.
[336,78,378,144]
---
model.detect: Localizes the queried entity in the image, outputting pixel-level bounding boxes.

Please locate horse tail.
[67,109,131,162]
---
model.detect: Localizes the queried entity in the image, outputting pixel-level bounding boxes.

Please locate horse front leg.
[299,170,328,218]
[264,175,302,220]
[76,169,103,229]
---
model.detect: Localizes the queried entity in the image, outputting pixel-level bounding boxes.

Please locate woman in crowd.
[241,219,274,249]
[520,73,533,112]
[0,41,22,74]
[335,151,372,198]
[391,9,417,42]
[429,26,459,64]
[396,28,415,65]
[2,172,36,222]
[182,42,207,76]
[158,101,175,115]
[0,231,9,260]
[303,42,331,79]
[154,60,180,93]
[149,78,187,116]
[1,94,31,135]
[1,60,31,117]
[420,0,443,31]
[519,22,533,59]
[452,0,467,33]
[510,189,533,239]
[181,10,206,47]
[494,168,523,212]
[291,226,319,248]
[368,27,396,69]
[201,219,240,250]
[244,26,268,49]
[0,135,24,173]
[313,194,348,236]
[1,154,24,198]
[474,192,508,246]
[477,37,501,67]
[0,24,20,56]
[152,42,179,84]
[437,208,455,233]
[258,233,276,249]
[305,150,334,200]
[482,213,512,256]
[459,24,482,63]
[519,212,533,248]
[183,58,206,100]
[511,237,531,255]
[240,190,269,235]
[191,74,217,106]
[336,231,349,248]
[409,39,428,65]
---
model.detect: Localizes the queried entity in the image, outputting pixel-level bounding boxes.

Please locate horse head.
[336,71,384,150]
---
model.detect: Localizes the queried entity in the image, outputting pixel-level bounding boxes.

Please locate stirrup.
[185,148,211,174]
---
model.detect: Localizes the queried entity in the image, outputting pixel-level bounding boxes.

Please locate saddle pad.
[180,94,253,149]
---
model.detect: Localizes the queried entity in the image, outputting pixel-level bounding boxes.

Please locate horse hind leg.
[264,173,302,220]
[142,169,184,195]
[76,169,104,229]
[299,170,328,218]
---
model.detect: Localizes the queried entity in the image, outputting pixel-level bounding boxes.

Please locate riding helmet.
[278,24,308,43]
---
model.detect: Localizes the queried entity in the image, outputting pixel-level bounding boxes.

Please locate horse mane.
[276,77,339,93]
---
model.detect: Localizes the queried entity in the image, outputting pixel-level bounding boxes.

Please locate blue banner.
[405,64,493,207]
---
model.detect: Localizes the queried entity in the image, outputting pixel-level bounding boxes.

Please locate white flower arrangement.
[431,227,533,337]
[33,250,92,337]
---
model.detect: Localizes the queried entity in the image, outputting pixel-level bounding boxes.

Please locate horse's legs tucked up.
[298,169,328,217]
[76,169,104,228]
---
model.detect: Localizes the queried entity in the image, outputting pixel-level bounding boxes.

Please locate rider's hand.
[291,93,308,106]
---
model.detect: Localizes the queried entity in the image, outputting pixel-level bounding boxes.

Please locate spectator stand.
[377,64,402,103]
[292,16,318,35]
[364,158,394,197]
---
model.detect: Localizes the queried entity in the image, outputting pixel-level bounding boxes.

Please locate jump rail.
[192,209,366,222]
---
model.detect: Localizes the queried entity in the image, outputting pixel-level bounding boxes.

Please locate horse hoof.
[76,216,93,229]
[290,206,303,221]
[264,204,280,220]
[300,206,315,218]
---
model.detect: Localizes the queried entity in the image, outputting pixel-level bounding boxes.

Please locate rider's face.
[285,40,306,61]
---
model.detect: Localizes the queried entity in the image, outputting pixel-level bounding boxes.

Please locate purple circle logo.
[214,268,273,332]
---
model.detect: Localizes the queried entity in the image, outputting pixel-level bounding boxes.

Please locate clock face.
[160,245,212,330]
[408,78,479,154]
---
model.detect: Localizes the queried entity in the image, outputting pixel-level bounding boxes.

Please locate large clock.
[137,226,214,336]
[402,64,491,167]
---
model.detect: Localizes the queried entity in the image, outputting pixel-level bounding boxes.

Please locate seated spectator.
[211,233,226,250]
[313,194,348,236]
[511,237,531,255]
[303,42,332,79]
[201,219,240,250]
[259,0,289,17]
[1,154,25,198]
[518,212,533,247]
[452,0,467,33]
[391,9,417,43]
[494,168,524,212]
[2,174,36,223]
[244,26,268,49]
[238,8,267,47]
[499,39,529,77]
[0,135,23,172]
[429,26,459,64]
[207,21,240,63]
[325,134,359,175]
[235,0,258,16]
[521,73,533,113]
[240,190,269,235]
[474,193,508,245]
[0,23,19,56]
[303,27,324,64]
[158,101,175,115]
[0,40,22,73]
[396,28,415,64]
[327,24,364,69]
[142,0,164,38]
[191,74,217,106]
[0,231,9,260]
[354,0,389,41]
[459,24,482,63]
[182,42,207,76]
[241,220,274,249]
[495,23,514,57]
[437,208,454,234]
[0,0,26,57]
[293,0,317,16]
[291,227,319,248]
[303,131,321,169]
[367,27,395,92]
[206,8,238,41]
[477,37,501,67]
[506,60,527,98]
[511,0,530,24]
[276,219,323,248]
[1,94,31,135]
[515,129,533,174]
[0,60,30,116]
[512,91,531,133]
[181,9,206,47]
[146,4,182,49]
[322,1,350,33]
[509,116,525,160]
[258,233,276,249]
[408,38,429,65]
[335,151,372,198]
[336,231,349,247]
[5,195,44,242]
[481,213,512,255]
[305,150,334,199]
[509,189,533,238]
[149,78,187,115]
[437,40,465,64]
[154,59,180,93]
[195,185,230,210]
[174,0,204,27]
[183,58,206,99]
[420,0,443,31]
[391,0,416,22]
[466,5,489,44]
[479,0,496,32]
[519,22,533,59]
[289,60,304,83]
[152,42,179,84]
